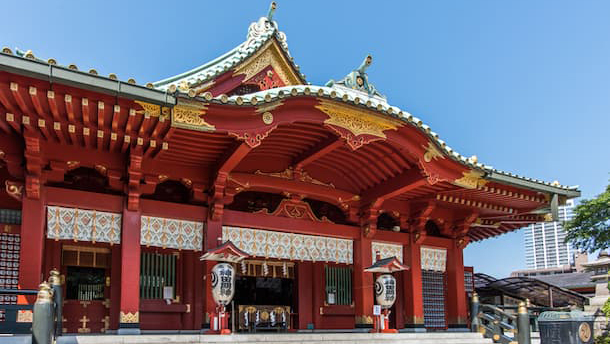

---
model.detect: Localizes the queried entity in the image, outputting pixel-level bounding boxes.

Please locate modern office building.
[524,199,576,270]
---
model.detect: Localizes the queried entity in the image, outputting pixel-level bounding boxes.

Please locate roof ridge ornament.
[326,55,386,100]
[245,2,289,54]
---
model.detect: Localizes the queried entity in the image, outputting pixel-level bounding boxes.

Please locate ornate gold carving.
[67,161,80,169]
[316,100,402,139]
[135,101,168,119]
[262,112,274,124]
[234,40,301,85]
[254,167,335,188]
[544,213,553,222]
[256,100,284,114]
[5,181,23,201]
[171,99,215,131]
[78,316,91,333]
[453,170,488,189]
[422,142,444,163]
[120,311,139,323]
[355,315,374,324]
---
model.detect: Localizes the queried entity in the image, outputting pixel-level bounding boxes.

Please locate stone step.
[55,333,493,344]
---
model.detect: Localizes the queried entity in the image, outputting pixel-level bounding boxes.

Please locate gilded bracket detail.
[171,100,215,131]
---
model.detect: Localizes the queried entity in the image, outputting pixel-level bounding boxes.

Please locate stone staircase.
[53,333,493,344]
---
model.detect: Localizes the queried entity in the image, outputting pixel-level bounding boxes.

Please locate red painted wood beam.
[229,172,358,207]
[111,105,120,132]
[125,108,136,135]
[292,137,342,170]
[0,84,17,114]
[10,83,30,115]
[215,142,252,176]
[360,168,428,207]
[97,101,106,129]
[82,98,91,127]
[46,91,60,122]
[64,94,75,123]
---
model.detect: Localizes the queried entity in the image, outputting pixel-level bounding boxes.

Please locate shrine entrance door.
[232,260,295,331]
[61,245,111,333]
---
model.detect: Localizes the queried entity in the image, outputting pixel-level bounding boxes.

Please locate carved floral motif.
[453,170,487,189]
[5,181,23,201]
[422,142,444,163]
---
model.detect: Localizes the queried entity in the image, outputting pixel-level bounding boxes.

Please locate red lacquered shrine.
[0,3,580,334]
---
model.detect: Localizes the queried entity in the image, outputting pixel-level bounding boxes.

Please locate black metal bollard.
[32,282,54,344]
[49,269,62,338]
[517,301,531,344]
[470,292,480,332]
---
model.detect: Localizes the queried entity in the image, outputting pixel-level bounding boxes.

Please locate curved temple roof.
[0,2,580,241]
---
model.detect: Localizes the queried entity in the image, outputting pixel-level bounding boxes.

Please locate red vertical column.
[18,195,46,303]
[118,208,141,334]
[110,245,122,330]
[182,251,195,329]
[446,244,468,330]
[203,220,223,330]
[353,236,373,329]
[403,239,425,332]
[297,261,313,330]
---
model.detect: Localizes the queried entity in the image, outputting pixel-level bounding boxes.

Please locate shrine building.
[0,3,580,334]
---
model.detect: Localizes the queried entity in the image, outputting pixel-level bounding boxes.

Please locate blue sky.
[3,1,609,277]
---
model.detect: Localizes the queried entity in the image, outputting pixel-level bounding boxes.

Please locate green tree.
[565,182,610,253]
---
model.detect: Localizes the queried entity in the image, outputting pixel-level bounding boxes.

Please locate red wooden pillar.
[118,208,141,334]
[403,239,425,331]
[18,195,46,303]
[446,243,468,330]
[312,262,324,329]
[203,220,223,330]
[181,251,195,329]
[353,236,373,329]
[297,261,313,330]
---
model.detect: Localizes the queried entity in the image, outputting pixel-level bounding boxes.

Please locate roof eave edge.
[0,52,176,106]
[486,171,581,198]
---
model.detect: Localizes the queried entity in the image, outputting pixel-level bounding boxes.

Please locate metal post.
[49,269,62,338]
[470,292,480,332]
[517,301,531,344]
[32,282,54,344]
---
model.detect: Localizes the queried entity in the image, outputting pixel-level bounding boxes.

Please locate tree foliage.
[565,181,610,253]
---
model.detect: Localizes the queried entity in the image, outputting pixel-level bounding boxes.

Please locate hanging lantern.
[211,263,235,306]
[375,274,397,309]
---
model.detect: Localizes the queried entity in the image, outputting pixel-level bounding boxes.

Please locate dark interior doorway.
[234,276,294,306]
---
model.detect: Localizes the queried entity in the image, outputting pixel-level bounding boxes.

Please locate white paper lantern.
[375,274,397,309]
[211,263,235,306]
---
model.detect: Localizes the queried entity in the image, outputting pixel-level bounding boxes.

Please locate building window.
[140,252,177,300]
[325,266,352,305]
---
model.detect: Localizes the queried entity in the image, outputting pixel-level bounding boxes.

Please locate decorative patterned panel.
[372,242,403,263]
[47,206,121,244]
[222,226,353,264]
[0,233,20,322]
[0,209,21,224]
[140,216,203,251]
[420,247,447,272]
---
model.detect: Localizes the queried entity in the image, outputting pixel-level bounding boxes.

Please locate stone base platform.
[50,333,492,344]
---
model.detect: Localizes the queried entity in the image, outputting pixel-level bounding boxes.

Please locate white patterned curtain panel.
[140,216,203,251]
[222,226,353,264]
[420,247,447,272]
[47,206,121,244]
[372,242,403,263]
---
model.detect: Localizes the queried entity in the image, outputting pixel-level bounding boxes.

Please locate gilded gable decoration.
[46,206,121,244]
[422,142,444,163]
[234,40,301,86]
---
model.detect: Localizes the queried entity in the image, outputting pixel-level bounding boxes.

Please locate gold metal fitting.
[518,301,527,314]
[49,269,61,286]
[36,282,54,303]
